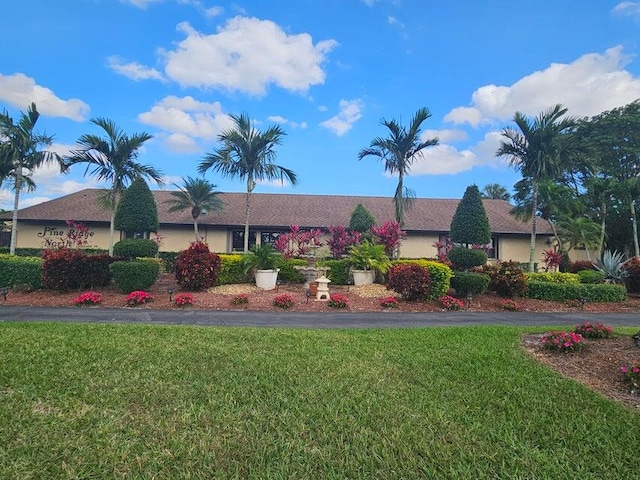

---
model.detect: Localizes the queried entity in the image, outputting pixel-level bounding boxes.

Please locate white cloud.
[445,46,640,126]
[422,129,467,143]
[107,56,165,81]
[164,133,199,153]
[162,17,338,95]
[0,73,89,121]
[320,99,363,136]
[318,105,328,112]
[612,2,640,17]
[267,115,287,124]
[267,115,308,130]
[257,178,291,188]
[138,95,232,145]
[120,0,162,8]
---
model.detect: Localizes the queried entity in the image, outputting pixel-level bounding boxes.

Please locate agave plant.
[593,250,629,283]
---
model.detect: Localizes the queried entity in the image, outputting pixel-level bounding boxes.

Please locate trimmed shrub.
[174,242,222,291]
[217,254,250,285]
[320,259,350,285]
[0,254,43,289]
[450,271,490,296]
[524,272,580,284]
[113,239,159,260]
[449,184,491,245]
[566,260,597,273]
[349,203,376,233]
[110,259,160,293]
[391,259,452,300]
[577,269,605,284]
[479,261,527,298]
[42,250,113,292]
[525,281,627,303]
[387,263,431,301]
[275,257,306,284]
[114,177,159,233]
[624,256,640,294]
[448,247,487,270]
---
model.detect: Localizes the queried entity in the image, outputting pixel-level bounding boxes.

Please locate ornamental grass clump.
[125,290,154,307]
[379,296,399,309]
[574,322,613,339]
[438,295,464,311]
[540,331,584,353]
[620,364,640,394]
[273,293,294,309]
[72,291,102,306]
[328,293,349,309]
[174,293,194,307]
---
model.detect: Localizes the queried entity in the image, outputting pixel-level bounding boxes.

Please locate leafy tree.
[450,185,491,246]
[114,176,159,234]
[358,107,439,225]
[0,102,66,254]
[481,183,511,201]
[165,177,224,241]
[198,112,296,252]
[557,216,602,260]
[349,203,376,233]
[66,118,163,255]
[496,104,578,271]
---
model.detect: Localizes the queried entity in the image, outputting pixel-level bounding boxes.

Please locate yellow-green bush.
[0,254,43,289]
[524,272,580,284]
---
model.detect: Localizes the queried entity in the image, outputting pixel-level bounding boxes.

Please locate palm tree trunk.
[529,185,538,272]
[598,201,607,259]
[9,167,22,255]
[243,176,254,252]
[395,172,404,226]
[109,212,116,256]
[547,219,562,252]
[632,199,639,257]
[194,219,200,242]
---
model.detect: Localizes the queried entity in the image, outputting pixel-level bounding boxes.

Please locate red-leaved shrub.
[624,256,640,294]
[42,249,113,292]
[174,241,221,291]
[386,264,431,301]
[566,260,597,273]
[477,260,527,298]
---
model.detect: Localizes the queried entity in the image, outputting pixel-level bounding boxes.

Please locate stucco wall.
[17,223,112,250]
[498,235,554,266]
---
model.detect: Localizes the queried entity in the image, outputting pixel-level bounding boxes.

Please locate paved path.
[0,305,639,329]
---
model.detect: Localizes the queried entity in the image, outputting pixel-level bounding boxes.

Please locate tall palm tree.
[496,104,578,271]
[198,112,296,252]
[0,103,65,254]
[481,183,511,201]
[165,177,224,241]
[66,118,163,255]
[358,107,439,225]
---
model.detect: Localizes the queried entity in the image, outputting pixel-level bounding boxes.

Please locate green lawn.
[0,323,638,479]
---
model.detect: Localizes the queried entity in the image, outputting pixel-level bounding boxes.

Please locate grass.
[0,323,638,479]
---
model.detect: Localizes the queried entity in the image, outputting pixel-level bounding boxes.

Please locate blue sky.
[1,0,639,210]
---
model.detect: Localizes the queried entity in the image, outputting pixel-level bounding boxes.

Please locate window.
[260,231,282,246]
[124,231,150,240]
[486,236,499,259]
[232,230,257,251]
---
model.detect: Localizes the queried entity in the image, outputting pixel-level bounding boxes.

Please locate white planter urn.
[254,269,279,290]
[352,269,375,286]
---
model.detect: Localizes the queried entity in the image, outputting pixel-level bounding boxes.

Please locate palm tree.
[165,177,224,241]
[557,215,602,260]
[481,183,511,201]
[358,107,439,225]
[0,103,66,254]
[496,104,578,271]
[66,118,163,255]
[198,112,296,252]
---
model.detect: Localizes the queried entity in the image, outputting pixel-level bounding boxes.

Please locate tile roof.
[5,188,551,235]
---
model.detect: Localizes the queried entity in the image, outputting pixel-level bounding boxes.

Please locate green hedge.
[577,269,605,284]
[0,254,43,289]
[319,259,351,285]
[110,259,160,293]
[392,259,452,300]
[448,247,487,270]
[450,271,490,296]
[217,254,250,285]
[275,257,307,284]
[524,272,580,284]
[113,239,158,259]
[525,281,627,303]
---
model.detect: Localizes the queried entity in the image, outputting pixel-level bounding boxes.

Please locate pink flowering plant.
[379,296,399,309]
[328,293,349,309]
[574,322,613,339]
[174,293,194,307]
[72,291,102,306]
[231,293,249,305]
[620,364,640,394]
[125,290,154,307]
[273,293,295,309]
[438,295,464,311]
[500,299,521,311]
[540,331,585,353]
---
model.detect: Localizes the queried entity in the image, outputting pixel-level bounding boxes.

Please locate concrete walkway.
[0,305,639,329]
